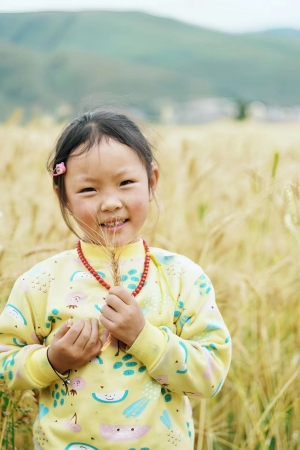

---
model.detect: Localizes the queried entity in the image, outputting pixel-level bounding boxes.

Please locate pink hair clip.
[52,162,66,176]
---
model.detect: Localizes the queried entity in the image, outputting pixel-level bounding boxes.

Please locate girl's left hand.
[100,286,145,347]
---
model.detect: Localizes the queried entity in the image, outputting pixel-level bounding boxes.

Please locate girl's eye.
[120,180,133,186]
[80,187,95,193]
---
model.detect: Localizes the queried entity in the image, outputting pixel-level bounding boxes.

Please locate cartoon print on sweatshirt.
[120,269,147,291]
[99,423,151,442]
[202,345,216,380]
[176,341,188,374]
[38,403,49,420]
[211,379,224,398]
[173,300,185,320]
[191,321,222,343]
[92,389,129,404]
[127,448,150,450]
[45,308,62,329]
[2,352,17,371]
[34,423,50,446]
[65,413,82,432]
[4,304,27,326]
[155,255,175,265]
[160,410,183,446]
[112,353,147,377]
[141,290,165,316]
[69,376,86,396]
[123,379,161,418]
[195,273,213,295]
[90,355,103,365]
[158,328,188,375]
[155,254,187,280]
[65,444,98,450]
[29,270,55,294]
[155,374,169,387]
[70,270,106,281]
[160,387,173,403]
[186,421,192,438]
[178,314,192,329]
[51,381,67,408]
[12,337,26,347]
[65,292,88,309]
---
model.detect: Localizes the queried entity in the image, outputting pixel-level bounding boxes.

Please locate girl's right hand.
[47,319,102,374]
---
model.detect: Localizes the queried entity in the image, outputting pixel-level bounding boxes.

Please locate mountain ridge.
[0,11,299,120]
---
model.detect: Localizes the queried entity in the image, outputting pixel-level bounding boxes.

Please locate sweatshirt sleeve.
[0,276,64,390]
[128,265,231,399]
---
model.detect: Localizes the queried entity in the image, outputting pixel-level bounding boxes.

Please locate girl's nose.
[100,194,123,212]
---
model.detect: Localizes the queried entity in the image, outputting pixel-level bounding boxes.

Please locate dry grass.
[0,117,299,449]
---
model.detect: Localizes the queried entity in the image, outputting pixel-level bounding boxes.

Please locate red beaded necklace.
[76,239,151,296]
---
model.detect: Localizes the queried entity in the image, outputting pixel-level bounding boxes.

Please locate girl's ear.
[53,185,59,198]
[54,186,71,213]
[149,164,159,201]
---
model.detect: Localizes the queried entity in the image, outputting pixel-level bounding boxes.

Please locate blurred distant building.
[247,101,300,122]
[160,98,238,124]
[160,98,300,124]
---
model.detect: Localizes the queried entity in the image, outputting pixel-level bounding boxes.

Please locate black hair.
[47,109,157,236]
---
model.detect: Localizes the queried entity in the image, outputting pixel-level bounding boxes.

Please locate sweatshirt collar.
[79,238,145,263]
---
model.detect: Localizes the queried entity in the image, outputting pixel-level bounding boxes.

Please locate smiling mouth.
[101,219,128,228]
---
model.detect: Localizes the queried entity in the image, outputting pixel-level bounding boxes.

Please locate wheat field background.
[0,117,299,449]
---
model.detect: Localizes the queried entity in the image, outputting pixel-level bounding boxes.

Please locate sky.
[0,0,300,33]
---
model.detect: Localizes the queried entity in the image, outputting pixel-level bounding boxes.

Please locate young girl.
[0,110,231,450]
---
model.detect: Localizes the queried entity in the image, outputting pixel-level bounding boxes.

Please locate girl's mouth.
[100,219,128,229]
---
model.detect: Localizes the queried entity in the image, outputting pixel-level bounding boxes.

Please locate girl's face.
[64,137,158,246]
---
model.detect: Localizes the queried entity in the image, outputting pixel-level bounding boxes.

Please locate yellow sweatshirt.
[0,239,231,450]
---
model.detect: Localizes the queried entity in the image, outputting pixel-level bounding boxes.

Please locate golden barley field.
[0,116,299,449]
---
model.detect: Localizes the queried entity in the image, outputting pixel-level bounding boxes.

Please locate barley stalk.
[71,209,125,352]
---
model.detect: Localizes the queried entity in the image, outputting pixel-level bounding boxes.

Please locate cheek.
[130,194,149,215]
[71,200,96,218]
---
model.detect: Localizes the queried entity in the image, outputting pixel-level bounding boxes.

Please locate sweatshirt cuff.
[26,347,65,387]
[128,320,168,371]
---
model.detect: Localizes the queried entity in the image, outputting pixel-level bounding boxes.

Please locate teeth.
[102,220,125,227]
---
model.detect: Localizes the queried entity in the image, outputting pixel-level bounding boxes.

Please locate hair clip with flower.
[52,162,66,176]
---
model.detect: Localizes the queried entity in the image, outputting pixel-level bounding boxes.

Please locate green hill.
[0,11,300,120]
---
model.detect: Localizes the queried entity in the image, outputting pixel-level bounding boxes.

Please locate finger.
[52,319,74,342]
[99,313,114,331]
[86,319,101,348]
[105,294,124,312]
[66,318,73,328]
[61,320,85,345]
[101,304,118,322]
[73,319,92,349]
[108,286,133,305]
